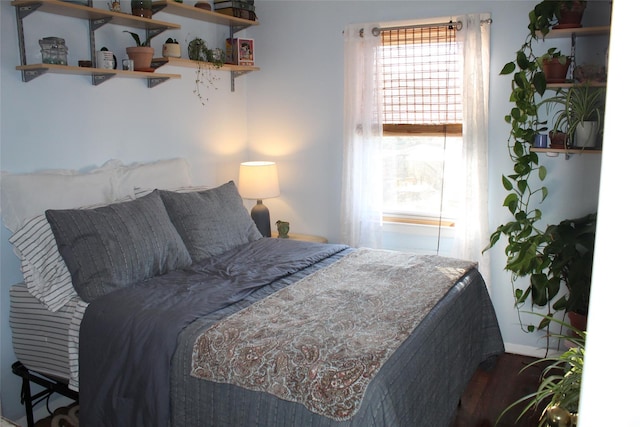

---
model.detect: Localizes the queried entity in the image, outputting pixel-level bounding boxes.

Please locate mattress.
[9,283,84,388]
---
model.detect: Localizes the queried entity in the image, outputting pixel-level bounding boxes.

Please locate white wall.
[0,0,613,423]
[0,0,255,420]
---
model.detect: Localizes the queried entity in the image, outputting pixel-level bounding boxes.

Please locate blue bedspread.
[79,238,349,427]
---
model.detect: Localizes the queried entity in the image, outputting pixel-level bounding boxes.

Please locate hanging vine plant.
[484,1,576,332]
[187,37,226,105]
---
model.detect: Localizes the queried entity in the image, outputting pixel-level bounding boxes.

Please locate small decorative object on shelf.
[162,38,181,58]
[97,47,117,69]
[276,220,290,238]
[194,1,212,10]
[39,37,68,65]
[108,0,121,12]
[226,38,254,66]
[130,0,152,18]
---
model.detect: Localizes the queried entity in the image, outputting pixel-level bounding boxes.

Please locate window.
[379,24,463,226]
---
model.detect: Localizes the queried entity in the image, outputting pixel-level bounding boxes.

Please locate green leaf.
[538,165,547,181]
[501,62,516,75]
[532,71,547,96]
[502,175,514,191]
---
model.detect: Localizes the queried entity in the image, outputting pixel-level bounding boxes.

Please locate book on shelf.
[214,1,255,11]
[226,38,254,66]
[216,7,257,20]
[215,0,253,4]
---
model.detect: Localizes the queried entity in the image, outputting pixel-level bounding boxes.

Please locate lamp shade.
[238,161,280,200]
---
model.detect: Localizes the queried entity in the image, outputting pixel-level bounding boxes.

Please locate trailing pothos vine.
[484,2,562,333]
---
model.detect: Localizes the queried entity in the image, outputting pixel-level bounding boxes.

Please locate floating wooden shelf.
[531,147,602,155]
[152,0,258,30]
[11,0,180,30]
[153,57,259,72]
[537,25,610,39]
[16,63,180,87]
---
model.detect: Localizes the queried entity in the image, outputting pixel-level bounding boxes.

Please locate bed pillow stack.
[42,182,262,303]
[45,191,193,303]
[159,182,263,262]
[2,158,192,309]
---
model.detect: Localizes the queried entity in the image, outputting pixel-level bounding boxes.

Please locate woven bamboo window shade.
[380,25,462,136]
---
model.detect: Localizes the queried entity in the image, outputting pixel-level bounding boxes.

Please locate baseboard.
[504,342,562,358]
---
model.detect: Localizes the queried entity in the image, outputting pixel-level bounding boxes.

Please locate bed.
[3,159,504,427]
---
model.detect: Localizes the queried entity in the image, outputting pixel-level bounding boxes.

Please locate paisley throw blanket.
[191,249,476,420]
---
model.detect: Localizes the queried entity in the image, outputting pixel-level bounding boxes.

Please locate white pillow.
[114,158,192,199]
[9,214,77,312]
[0,166,121,233]
[2,158,193,310]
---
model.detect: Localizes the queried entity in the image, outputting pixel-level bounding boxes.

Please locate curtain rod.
[366,18,492,37]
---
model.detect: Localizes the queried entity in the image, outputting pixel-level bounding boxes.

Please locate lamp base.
[251,200,271,237]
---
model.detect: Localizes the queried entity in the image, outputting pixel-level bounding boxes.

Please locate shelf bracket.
[92,73,116,86]
[90,17,113,32]
[16,3,41,20]
[148,26,170,41]
[147,76,172,88]
[21,68,47,83]
[230,69,252,92]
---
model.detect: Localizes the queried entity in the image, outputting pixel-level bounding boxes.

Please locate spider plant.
[497,315,585,427]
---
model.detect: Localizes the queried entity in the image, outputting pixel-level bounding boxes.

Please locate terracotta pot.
[554,1,586,29]
[125,46,154,71]
[549,131,568,149]
[543,57,571,83]
[568,311,587,332]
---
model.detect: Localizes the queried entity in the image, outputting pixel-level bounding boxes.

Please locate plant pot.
[568,311,587,332]
[542,57,571,83]
[549,131,568,149]
[162,43,181,58]
[573,121,598,148]
[125,46,154,71]
[554,1,586,29]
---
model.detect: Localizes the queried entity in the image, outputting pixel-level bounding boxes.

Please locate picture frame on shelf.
[226,38,254,66]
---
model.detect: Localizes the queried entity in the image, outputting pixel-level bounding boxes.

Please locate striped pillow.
[9,214,77,312]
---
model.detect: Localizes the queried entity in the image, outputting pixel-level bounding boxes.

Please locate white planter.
[574,121,598,148]
[162,43,181,58]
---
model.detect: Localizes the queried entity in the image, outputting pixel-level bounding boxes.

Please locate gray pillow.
[159,182,262,262]
[45,191,192,303]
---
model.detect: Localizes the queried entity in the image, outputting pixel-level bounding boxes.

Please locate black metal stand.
[11,361,78,427]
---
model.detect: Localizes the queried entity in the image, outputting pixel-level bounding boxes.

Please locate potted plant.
[187,37,225,104]
[162,38,181,58]
[529,1,587,38]
[486,0,597,335]
[537,48,571,83]
[123,30,154,71]
[499,315,585,426]
[544,213,596,330]
[541,86,606,148]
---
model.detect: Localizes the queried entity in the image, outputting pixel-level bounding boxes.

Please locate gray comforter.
[80,238,349,426]
[80,239,504,427]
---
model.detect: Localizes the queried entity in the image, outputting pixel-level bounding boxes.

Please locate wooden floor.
[451,352,549,427]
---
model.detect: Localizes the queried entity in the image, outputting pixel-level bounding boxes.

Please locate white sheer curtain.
[341,15,491,272]
[452,13,491,279]
[340,23,384,248]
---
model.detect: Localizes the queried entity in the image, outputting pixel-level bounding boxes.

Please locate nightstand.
[271,232,328,243]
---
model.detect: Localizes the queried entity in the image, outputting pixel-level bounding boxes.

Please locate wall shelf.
[536,25,610,39]
[16,63,180,87]
[12,0,180,31]
[152,1,258,33]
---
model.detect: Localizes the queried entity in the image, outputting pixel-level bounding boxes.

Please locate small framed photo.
[226,38,254,66]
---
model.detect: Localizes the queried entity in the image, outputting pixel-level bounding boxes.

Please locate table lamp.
[238,161,280,237]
